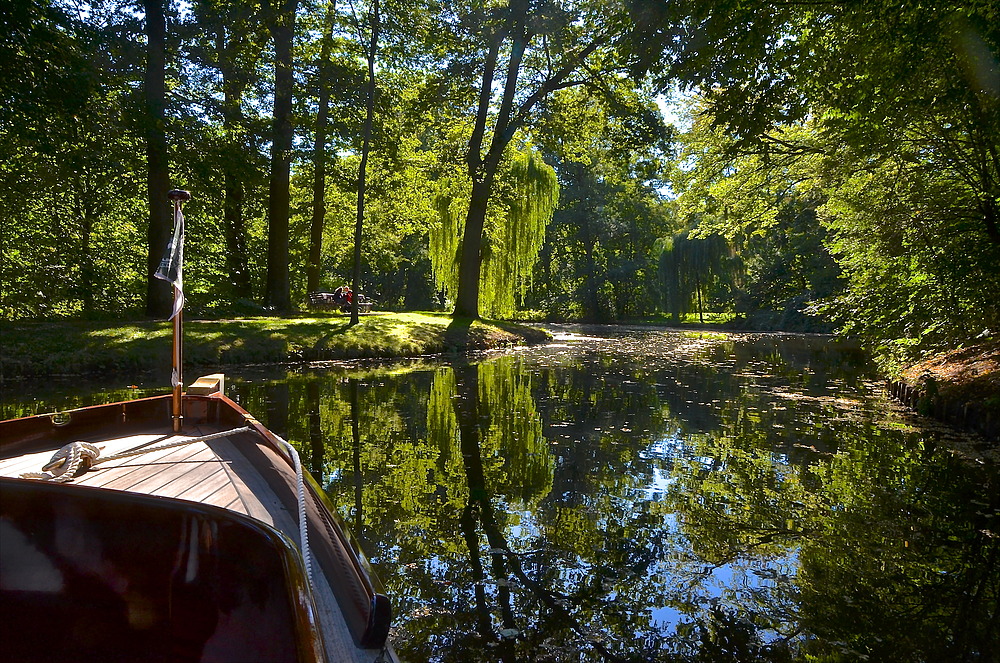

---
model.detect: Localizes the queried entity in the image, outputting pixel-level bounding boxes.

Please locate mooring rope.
[19,427,253,482]
[273,433,314,590]
[20,441,103,483]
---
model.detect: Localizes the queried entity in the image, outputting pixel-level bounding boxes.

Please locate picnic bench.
[308,291,374,313]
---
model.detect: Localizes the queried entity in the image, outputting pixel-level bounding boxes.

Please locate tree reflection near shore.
[230,328,998,662]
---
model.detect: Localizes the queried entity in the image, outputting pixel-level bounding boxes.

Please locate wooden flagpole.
[167,189,190,432]
[171,296,183,433]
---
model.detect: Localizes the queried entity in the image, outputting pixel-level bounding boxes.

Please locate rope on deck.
[18,427,253,482]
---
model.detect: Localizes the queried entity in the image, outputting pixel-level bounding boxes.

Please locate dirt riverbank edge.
[888,339,1000,443]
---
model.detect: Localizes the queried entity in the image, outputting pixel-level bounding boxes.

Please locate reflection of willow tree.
[664,419,1000,661]
[451,361,629,663]
[478,358,552,503]
[263,357,560,660]
[424,359,557,506]
[426,356,554,505]
[452,362,519,662]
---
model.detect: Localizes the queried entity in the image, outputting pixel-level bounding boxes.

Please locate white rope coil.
[20,441,102,482]
[19,427,252,482]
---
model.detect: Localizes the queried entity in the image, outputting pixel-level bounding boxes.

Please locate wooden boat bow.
[0,386,395,663]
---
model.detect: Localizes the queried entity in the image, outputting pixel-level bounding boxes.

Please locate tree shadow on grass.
[445,316,474,349]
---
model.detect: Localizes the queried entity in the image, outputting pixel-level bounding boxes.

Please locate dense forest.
[2,0,997,366]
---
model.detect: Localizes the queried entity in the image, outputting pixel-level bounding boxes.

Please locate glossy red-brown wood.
[0,393,392,651]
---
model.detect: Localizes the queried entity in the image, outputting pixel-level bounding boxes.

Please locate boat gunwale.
[0,391,393,654]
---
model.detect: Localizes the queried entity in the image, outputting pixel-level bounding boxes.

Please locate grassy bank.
[0,312,550,379]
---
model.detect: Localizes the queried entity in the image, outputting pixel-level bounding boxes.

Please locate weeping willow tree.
[429,148,558,318]
[427,367,461,462]
[657,230,735,323]
[429,189,466,307]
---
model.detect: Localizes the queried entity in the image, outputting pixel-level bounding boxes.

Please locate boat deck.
[0,425,277,525]
[0,423,391,663]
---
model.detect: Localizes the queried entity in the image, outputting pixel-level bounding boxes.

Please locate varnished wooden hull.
[0,391,393,663]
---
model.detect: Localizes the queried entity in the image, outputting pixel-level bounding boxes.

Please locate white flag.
[154,202,185,320]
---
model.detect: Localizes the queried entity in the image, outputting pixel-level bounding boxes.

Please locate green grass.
[623,312,738,326]
[679,330,731,340]
[0,312,550,379]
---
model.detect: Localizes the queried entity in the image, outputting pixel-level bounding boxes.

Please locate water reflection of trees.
[666,417,999,661]
[230,337,998,662]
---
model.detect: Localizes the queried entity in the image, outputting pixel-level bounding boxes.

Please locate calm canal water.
[4,326,998,661]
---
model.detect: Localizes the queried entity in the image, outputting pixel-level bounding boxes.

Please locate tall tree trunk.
[265,381,290,439]
[454,15,528,319]
[452,27,503,321]
[352,0,379,326]
[350,378,363,538]
[265,0,298,313]
[582,219,600,321]
[454,175,493,318]
[307,1,336,294]
[81,200,96,314]
[223,165,249,297]
[72,163,96,314]
[307,381,323,482]
[696,273,704,323]
[144,0,171,318]
[219,28,251,300]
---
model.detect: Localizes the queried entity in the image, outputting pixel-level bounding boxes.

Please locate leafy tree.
[1,0,147,319]
[668,112,841,324]
[530,85,673,321]
[425,0,629,319]
[819,156,1000,364]
[292,0,444,311]
[642,0,999,353]
[656,231,733,324]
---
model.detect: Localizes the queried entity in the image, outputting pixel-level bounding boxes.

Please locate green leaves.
[429,146,558,317]
[657,0,998,358]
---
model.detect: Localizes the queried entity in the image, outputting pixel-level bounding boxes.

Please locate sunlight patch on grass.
[2,312,544,377]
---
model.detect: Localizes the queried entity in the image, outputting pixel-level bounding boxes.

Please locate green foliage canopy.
[430,147,558,318]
